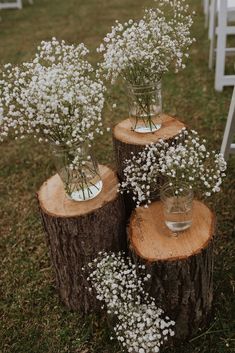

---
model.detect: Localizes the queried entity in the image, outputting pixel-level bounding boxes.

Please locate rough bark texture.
[131,244,214,341]
[129,200,215,341]
[112,115,186,216]
[37,165,126,313]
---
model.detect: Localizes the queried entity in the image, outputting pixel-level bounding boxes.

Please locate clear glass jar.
[160,184,193,233]
[51,142,103,201]
[128,81,162,133]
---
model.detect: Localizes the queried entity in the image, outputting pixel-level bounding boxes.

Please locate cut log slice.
[112,115,186,215]
[129,200,215,340]
[37,165,126,312]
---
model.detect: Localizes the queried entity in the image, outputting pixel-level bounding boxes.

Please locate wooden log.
[112,115,186,215]
[37,165,126,313]
[129,200,215,341]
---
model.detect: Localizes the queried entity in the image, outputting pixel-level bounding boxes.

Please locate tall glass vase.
[51,142,103,201]
[128,81,162,133]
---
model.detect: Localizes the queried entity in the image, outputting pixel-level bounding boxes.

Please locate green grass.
[0,0,235,352]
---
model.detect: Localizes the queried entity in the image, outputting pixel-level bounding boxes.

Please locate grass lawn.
[0,0,234,352]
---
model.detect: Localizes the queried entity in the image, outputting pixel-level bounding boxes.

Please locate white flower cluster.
[158,129,227,197]
[0,38,105,146]
[119,142,165,207]
[87,252,175,353]
[120,128,227,206]
[97,0,195,85]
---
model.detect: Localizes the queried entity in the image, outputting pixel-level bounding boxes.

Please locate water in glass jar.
[164,206,193,232]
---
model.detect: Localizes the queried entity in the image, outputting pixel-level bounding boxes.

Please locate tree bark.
[37,165,126,313]
[112,115,186,215]
[129,200,215,340]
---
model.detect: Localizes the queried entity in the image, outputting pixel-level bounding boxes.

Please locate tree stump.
[112,115,186,215]
[129,200,215,340]
[112,114,185,180]
[37,165,126,313]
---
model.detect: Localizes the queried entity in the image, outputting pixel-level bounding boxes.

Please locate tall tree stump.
[37,165,126,313]
[112,115,186,215]
[129,200,215,340]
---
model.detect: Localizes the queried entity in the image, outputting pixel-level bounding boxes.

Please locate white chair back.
[208,0,235,91]
[215,0,235,91]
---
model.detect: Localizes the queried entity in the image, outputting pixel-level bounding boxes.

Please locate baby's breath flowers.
[158,129,227,197]
[97,0,195,85]
[119,142,165,207]
[0,38,105,146]
[119,128,227,206]
[97,0,194,133]
[0,38,106,201]
[87,252,175,353]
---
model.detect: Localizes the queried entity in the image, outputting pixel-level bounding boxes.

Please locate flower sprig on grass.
[119,128,227,206]
[97,0,195,85]
[0,38,105,147]
[87,252,175,353]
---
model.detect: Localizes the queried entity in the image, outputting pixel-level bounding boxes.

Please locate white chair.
[0,1,22,10]
[221,86,235,160]
[208,0,235,38]
[209,0,235,91]
[209,0,235,59]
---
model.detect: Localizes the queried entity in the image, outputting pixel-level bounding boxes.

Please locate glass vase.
[51,142,103,201]
[160,184,193,233]
[128,81,162,133]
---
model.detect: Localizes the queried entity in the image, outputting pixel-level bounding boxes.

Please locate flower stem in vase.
[51,143,103,202]
[128,82,162,134]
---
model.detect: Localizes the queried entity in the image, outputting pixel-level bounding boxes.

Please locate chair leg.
[215,0,227,91]
[17,0,22,9]
[221,87,235,160]
[209,0,216,69]
[208,0,215,39]
[203,0,207,14]
[205,0,210,28]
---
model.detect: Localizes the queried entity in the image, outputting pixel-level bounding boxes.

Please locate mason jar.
[160,183,193,233]
[128,81,162,133]
[50,142,103,201]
